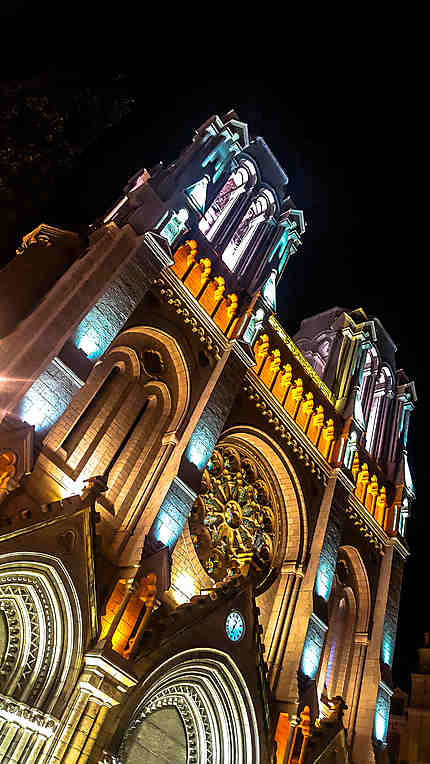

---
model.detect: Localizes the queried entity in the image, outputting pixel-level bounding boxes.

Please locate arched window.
[39,328,191,535]
[357,348,393,459]
[198,160,256,242]
[317,547,371,735]
[322,595,354,700]
[365,365,393,456]
[357,347,379,422]
[222,189,275,271]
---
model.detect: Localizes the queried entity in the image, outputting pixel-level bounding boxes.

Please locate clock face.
[225,610,245,642]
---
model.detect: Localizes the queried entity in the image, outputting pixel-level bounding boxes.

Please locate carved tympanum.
[190,445,277,583]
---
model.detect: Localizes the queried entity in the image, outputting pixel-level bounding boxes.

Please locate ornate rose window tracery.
[190,444,281,586]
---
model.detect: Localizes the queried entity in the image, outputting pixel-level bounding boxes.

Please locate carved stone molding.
[16,224,80,255]
[243,382,328,484]
[0,692,58,736]
[153,276,223,360]
[117,650,259,764]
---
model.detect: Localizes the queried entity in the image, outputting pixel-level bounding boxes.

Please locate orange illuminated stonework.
[251,333,401,535]
[100,573,157,658]
[0,451,16,490]
[274,712,290,763]
[172,241,241,338]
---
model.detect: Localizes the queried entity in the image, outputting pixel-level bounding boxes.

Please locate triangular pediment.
[185,176,209,213]
[0,486,101,645]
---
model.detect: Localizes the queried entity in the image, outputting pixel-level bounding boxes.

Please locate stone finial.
[16,224,80,255]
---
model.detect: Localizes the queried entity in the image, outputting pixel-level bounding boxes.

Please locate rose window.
[190,445,278,583]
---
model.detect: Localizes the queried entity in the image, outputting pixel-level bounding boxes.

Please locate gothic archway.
[118,649,260,764]
[0,553,82,716]
[317,545,371,733]
[38,325,191,534]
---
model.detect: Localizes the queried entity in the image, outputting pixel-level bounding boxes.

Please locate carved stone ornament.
[0,450,17,490]
[190,445,278,583]
[57,528,77,555]
[16,223,80,255]
[0,693,58,736]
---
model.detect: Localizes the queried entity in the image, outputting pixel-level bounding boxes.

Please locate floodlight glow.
[159,208,189,245]
[374,711,387,742]
[77,332,100,358]
[315,559,334,601]
[172,572,197,604]
[301,644,320,679]
[156,522,173,546]
[187,438,211,471]
[24,402,46,427]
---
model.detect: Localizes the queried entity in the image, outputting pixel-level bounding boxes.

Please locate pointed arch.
[117,649,260,764]
[339,545,371,634]
[170,426,308,666]
[0,552,82,716]
[37,326,191,527]
[199,159,258,243]
[317,545,371,733]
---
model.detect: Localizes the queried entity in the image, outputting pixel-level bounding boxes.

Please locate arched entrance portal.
[124,707,187,763]
[119,649,260,764]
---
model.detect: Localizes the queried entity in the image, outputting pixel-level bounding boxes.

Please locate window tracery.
[190,444,279,585]
[221,190,275,271]
[198,160,256,243]
[357,348,394,459]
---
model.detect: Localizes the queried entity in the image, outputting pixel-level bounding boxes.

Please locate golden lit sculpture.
[351,451,360,482]
[0,450,17,490]
[308,404,324,444]
[254,333,270,370]
[365,475,379,514]
[100,572,158,658]
[355,463,369,503]
[190,445,277,583]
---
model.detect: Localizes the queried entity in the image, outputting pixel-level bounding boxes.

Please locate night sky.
[0,62,424,691]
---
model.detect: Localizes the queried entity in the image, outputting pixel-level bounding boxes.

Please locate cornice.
[268,314,335,405]
[153,267,230,361]
[244,371,333,484]
[84,654,137,689]
[392,535,410,561]
[143,231,174,268]
[337,470,389,553]
[0,692,58,735]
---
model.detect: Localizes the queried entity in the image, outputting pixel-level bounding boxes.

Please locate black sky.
[0,51,425,690]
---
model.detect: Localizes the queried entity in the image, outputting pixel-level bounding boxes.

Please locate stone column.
[273,473,338,711]
[345,632,368,739]
[352,541,394,763]
[0,695,58,763]
[267,563,304,691]
[47,653,136,764]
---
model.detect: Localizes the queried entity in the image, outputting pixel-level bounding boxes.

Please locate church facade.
[0,111,415,763]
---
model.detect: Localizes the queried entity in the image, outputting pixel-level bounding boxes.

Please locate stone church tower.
[0,111,415,763]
